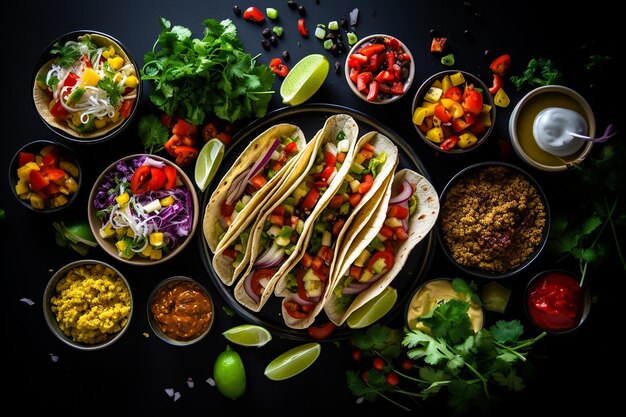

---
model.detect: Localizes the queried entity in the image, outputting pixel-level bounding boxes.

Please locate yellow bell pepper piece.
[149,249,162,260]
[412,107,428,126]
[99,223,115,238]
[81,68,100,87]
[30,194,45,210]
[450,71,465,86]
[15,180,29,195]
[102,46,116,59]
[494,88,510,107]
[17,162,40,181]
[140,245,153,258]
[149,232,165,248]
[58,160,79,177]
[424,86,443,103]
[116,192,129,206]
[441,75,453,93]
[458,132,478,148]
[425,127,444,143]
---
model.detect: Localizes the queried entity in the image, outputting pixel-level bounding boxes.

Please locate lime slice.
[213,345,246,399]
[280,54,330,106]
[264,342,321,381]
[195,138,225,192]
[347,286,398,329]
[64,221,97,247]
[222,324,272,347]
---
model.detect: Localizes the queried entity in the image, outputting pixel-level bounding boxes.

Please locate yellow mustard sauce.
[515,92,590,166]
[406,279,484,333]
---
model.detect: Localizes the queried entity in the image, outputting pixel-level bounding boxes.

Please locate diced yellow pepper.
[94,118,107,129]
[116,192,130,205]
[64,177,78,193]
[160,196,175,207]
[20,192,31,201]
[449,103,464,119]
[126,228,135,237]
[116,227,127,237]
[15,180,30,195]
[99,223,115,238]
[425,127,444,143]
[481,104,492,114]
[432,115,442,127]
[35,155,43,165]
[412,107,428,126]
[450,71,465,86]
[39,145,56,156]
[81,68,101,87]
[440,98,455,108]
[424,86,443,103]
[458,132,478,148]
[107,56,124,70]
[50,194,68,208]
[125,75,139,88]
[116,239,127,252]
[141,245,153,257]
[494,88,510,107]
[150,249,162,260]
[149,232,164,248]
[17,162,40,181]
[58,160,79,177]
[431,79,443,89]
[30,194,45,210]
[441,75,453,93]
[479,112,492,127]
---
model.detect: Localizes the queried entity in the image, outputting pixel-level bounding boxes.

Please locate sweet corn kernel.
[149,232,164,247]
[107,56,124,70]
[116,192,130,205]
[160,196,175,207]
[149,249,162,260]
[81,68,100,87]
[124,75,139,88]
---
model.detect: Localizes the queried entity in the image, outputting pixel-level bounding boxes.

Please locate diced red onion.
[254,243,284,267]
[341,281,372,295]
[243,271,261,303]
[142,157,166,168]
[389,180,414,205]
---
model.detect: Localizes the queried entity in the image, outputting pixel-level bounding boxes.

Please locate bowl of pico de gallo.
[88,154,199,266]
[32,30,141,144]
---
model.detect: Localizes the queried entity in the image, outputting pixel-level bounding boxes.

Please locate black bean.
[325,32,336,40]
[298,5,306,16]
[429,28,438,37]
[269,35,278,46]
[330,44,339,55]
[262,28,271,38]
[287,0,297,9]
[261,39,271,50]
[340,17,348,29]
[233,5,241,16]
[484,49,492,59]
[334,61,341,74]
[282,50,290,61]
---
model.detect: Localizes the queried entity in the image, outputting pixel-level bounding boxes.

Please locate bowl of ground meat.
[438,162,550,279]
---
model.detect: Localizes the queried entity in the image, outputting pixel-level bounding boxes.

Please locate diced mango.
[424,86,443,103]
[102,46,116,59]
[425,127,444,143]
[58,160,79,177]
[458,132,478,148]
[81,68,101,87]
[116,227,127,237]
[140,245,153,257]
[125,75,139,88]
[107,56,124,70]
[412,107,428,126]
[30,193,45,210]
[160,196,175,207]
[441,75,452,93]
[149,249,162,260]
[17,162,40,181]
[431,79,443,89]
[149,232,164,248]
[450,71,465,86]
[99,223,115,238]
[116,192,130,205]
[15,180,30,195]
[50,194,68,208]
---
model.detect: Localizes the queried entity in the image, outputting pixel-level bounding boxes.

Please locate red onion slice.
[341,281,372,295]
[286,293,316,307]
[226,169,250,205]
[243,271,261,303]
[389,180,414,205]
[248,138,281,179]
[254,243,284,267]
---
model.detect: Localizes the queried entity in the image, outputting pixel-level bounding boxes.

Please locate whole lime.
[213,345,246,400]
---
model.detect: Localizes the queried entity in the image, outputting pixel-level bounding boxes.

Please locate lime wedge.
[222,324,272,347]
[280,54,330,106]
[347,286,398,329]
[264,342,321,381]
[195,138,225,192]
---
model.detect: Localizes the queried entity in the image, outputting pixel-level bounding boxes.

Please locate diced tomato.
[79,55,92,68]
[357,43,386,58]
[366,81,380,101]
[307,322,336,340]
[48,99,69,119]
[221,202,235,216]
[29,169,49,191]
[63,73,80,88]
[314,264,330,281]
[390,82,404,95]
[430,37,447,53]
[461,85,483,116]
[336,152,346,163]
[470,118,486,136]
[464,113,476,126]
[313,180,328,189]
[317,245,334,263]
[284,141,299,155]
[301,188,320,211]
[269,214,284,226]
[387,205,409,219]
[202,121,218,141]
[434,104,452,123]
[41,167,65,181]
[394,227,409,241]
[42,182,60,195]
[332,218,346,236]
[489,54,511,76]
[41,152,59,167]
[163,165,177,189]
[329,195,345,209]
[451,117,469,133]
[349,67,360,83]
[297,18,309,37]
[358,174,374,194]
[18,152,35,167]
[301,252,314,268]
[172,118,197,137]
[384,37,401,50]
[360,148,374,160]
[120,98,135,118]
[249,174,268,190]
[350,265,363,279]
[379,225,394,238]
[348,193,362,207]
[386,51,395,72]
[444,86,463,102]
[369,53,386,72]
[251,269,277,297]
[311,255,324,272]
[367,250,395,274]
[244,6,265,22]
[440,135,460,151]
[173,145,198,167]
[222,248,238,259]
[398,52,411,62]
[319,164,335,181]
[362,143,375,152]
[356,71,373,93]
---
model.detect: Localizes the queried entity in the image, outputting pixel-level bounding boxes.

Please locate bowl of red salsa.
[524,269,591,334]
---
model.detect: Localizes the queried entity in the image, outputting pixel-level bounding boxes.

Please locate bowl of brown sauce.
[147,276,214,346]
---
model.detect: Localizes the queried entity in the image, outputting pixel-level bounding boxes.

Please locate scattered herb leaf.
[138,114,170,154]
[509,57,562,90]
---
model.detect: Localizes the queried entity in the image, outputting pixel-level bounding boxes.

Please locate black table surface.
[4,0,621,414]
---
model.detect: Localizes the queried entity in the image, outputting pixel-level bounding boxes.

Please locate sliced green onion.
[323,39,333,50]
[441,53,455,66]
[315,25,327,40]
[272,26,284,37]
[328,20,339,31]
[347,32,358,46]
[266,8,278,19]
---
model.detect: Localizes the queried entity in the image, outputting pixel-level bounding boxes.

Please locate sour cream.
[532,107,587,157]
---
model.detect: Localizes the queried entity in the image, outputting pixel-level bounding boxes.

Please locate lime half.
[280,54,330,106]
[222,324,272,347]
[264,342,321,381]
[347,286,398,329]
[213,345,246,400]
[195,138,225,192]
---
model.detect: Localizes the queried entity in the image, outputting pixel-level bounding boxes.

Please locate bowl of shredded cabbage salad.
[88,154,199,265]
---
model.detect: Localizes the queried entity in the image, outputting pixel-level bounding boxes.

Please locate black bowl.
[437,161,550,279]
[8,139,82,213]
[32,30,141,144]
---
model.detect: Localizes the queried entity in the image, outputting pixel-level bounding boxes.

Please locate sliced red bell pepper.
[489,73,504,95]
[41,167,66,181]
[374,70,395,83]
[451,118,469,133]
[163,165,177,189]
[297,18,309,37]
[251,269,277,298]
[48,99,69,119]
[394,227,409,241]
[489,54,511,76]
[461,85,483,116]
[366,80,380,101]
[269,58,289,77]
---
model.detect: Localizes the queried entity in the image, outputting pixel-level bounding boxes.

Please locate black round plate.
[198,103,435,341]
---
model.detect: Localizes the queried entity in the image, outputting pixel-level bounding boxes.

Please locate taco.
[273,131,400,329]
[324,168,440,326]
[203,123,307,255]
[230,114,360,311]
[33,33,139,139]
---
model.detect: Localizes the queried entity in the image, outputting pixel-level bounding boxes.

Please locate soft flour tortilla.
[231,114,359,312]
[203,123,306,254]
[33,33,138,139]
[275,131,400,330]
[324,168,440,326]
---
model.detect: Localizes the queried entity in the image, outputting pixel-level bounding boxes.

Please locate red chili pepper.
[297,18,309,37]
[243,6,265,22]
[489,54,511,76]
[269,58,289,77]
[489,73,504,95]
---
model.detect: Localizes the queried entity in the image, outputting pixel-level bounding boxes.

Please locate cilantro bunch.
[549,141,626,285]
[346,279,546,414]
[141,17,274,125]
[509,57,562,91]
